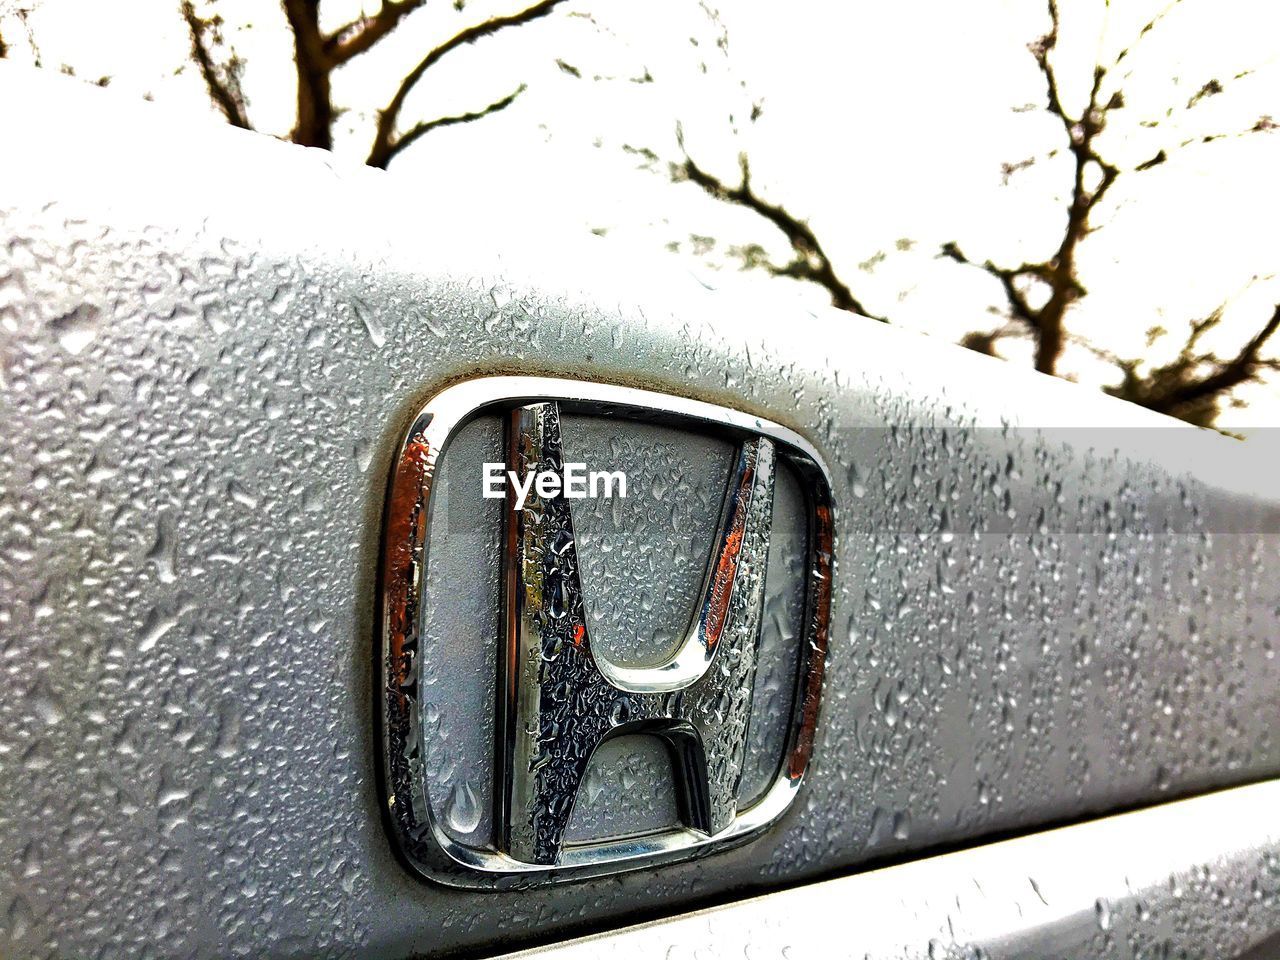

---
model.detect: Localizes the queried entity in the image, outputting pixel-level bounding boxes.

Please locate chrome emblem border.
[379,377,833,887]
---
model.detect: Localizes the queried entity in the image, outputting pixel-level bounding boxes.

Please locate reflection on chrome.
[379,376,834,887]
[502,401,774,865]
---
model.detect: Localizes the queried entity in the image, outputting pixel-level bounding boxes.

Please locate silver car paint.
[1,68,1278,958]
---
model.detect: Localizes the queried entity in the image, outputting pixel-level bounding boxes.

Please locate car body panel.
[1,68,1278,958]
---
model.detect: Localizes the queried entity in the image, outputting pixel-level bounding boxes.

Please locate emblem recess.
[379,377,833,887]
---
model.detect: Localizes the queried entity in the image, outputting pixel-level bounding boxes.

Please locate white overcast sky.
[3,0,1279,428]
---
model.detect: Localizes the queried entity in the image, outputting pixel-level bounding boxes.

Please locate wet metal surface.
[507,781,1280,960]
[1,71,1278,958]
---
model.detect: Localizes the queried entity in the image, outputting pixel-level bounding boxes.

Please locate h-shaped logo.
[380,378,832,887]
[504,401,775,865]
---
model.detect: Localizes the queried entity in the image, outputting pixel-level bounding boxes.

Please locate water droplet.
[138,607,177,652]
[146,515,178,584]
[1095,897,1112,931]
[5,893,33,941]
[445,780,481,834]
[50,303,100,354]
[352,297,385,348]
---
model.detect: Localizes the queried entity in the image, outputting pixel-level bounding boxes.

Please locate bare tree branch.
[645,0,1271,427]
[944,0,1259,379]
[6,8,43,67]
[281,0,332,148]
[367,0,568,168]
[1103,304,1280,426]
[674,135,885,320]
[944,0,1273,388]
[1129,66,1274,170]
[645,0,1270,426]
[940,242,1049,333]
[1113,0,1184,70]
[324,0,427,66]
[375,83,527,166]
[1005,2,1118,372]
[19,0,566,168]
[961,323,1025,357]
[1028,0,1070,122]
[180,0,251,130]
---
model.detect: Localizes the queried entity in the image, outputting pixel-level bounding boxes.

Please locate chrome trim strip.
[503,780,1280,958]
[379,377,835,888]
